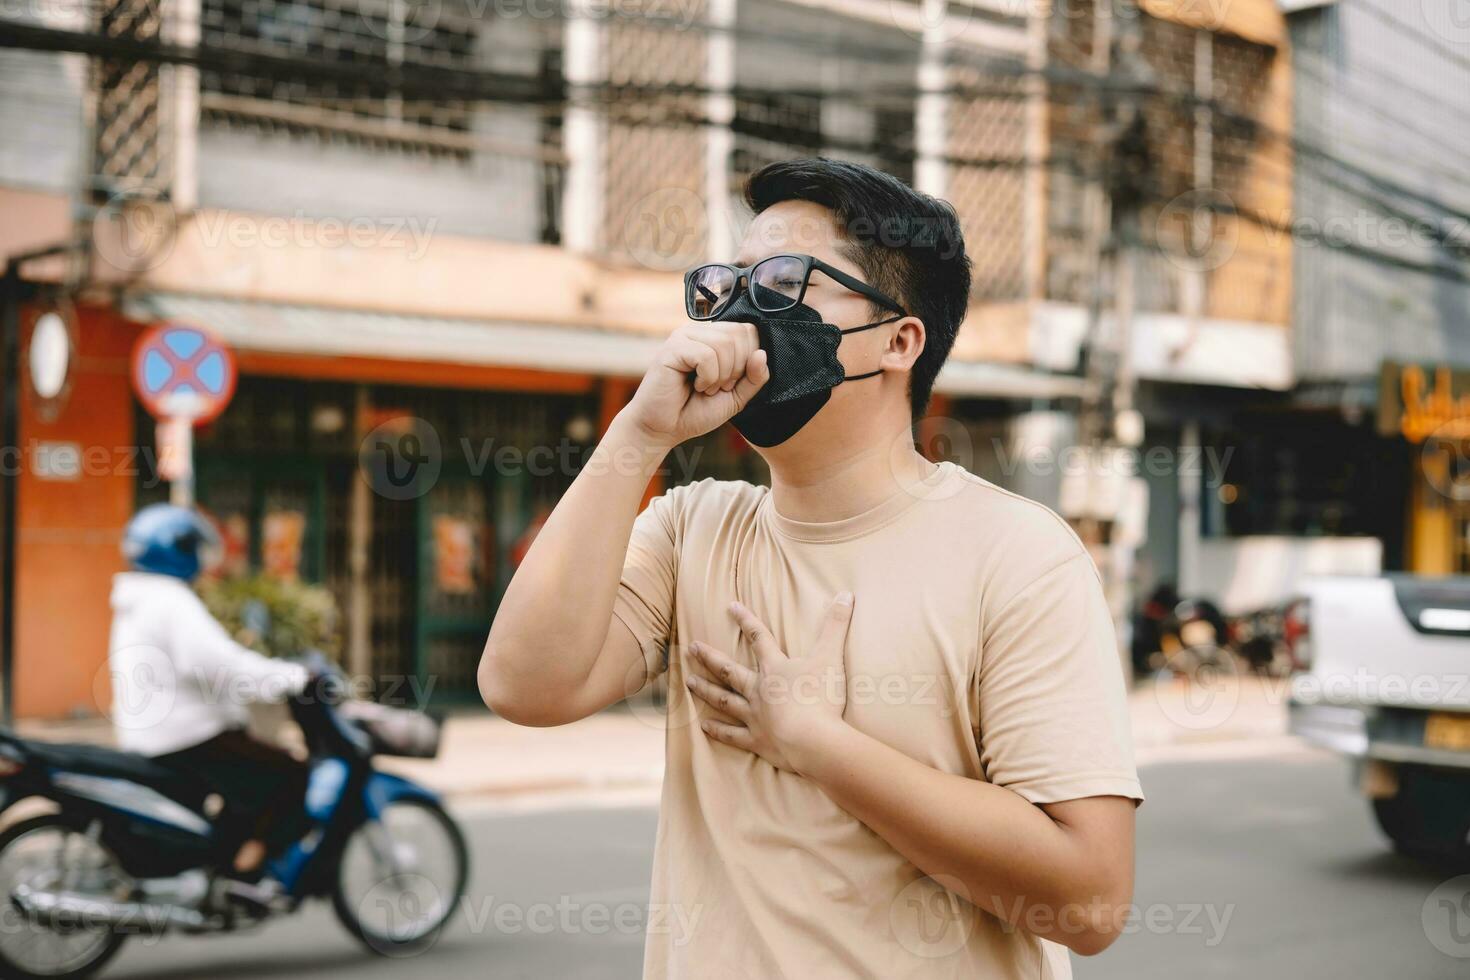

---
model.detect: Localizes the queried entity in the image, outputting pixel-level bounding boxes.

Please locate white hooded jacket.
[108,572,310,757]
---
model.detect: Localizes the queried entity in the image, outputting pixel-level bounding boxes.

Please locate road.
[109,746,1468,979]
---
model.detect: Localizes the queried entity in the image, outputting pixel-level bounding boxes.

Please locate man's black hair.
[744,157,972,419]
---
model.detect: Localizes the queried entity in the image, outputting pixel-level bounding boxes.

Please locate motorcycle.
[0,660,467,980]
[1134,585,1234,681]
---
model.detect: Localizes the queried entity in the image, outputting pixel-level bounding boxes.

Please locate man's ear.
[881,316,926,372]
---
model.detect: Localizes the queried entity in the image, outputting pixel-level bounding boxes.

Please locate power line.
[6,16,1470,284]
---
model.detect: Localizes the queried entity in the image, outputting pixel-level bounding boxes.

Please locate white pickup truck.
[1290,574,1470,860]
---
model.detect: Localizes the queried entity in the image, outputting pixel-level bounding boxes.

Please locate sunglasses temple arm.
[815,260,907,315]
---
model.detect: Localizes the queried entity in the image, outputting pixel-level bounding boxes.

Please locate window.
[199,0,477,156]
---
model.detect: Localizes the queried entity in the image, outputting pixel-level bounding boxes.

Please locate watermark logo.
[357,872,448,957]
[1422,875,1470,959]
[359,416,443,501]
[1153,652,1242,733]
[94,644,177,732]
[622,186,707,273]
[1420,421,1470,503]
[1420,0,1470,45]
[360,0,443,44]
[890,874,975,959]
[1157,188,1239,273]
[92,191,179,274]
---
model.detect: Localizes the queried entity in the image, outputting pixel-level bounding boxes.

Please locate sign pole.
[163,414,196,508]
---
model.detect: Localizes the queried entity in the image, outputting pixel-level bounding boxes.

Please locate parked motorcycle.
[0,660,466,980]
[1134,585,1234,681]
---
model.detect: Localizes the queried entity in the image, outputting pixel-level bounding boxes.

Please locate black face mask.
[712,289,902,447]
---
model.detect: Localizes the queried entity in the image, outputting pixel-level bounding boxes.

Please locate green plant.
[197,573,341,659]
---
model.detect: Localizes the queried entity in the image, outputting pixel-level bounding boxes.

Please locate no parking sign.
[131,323,237,425]
[131,324,237,505]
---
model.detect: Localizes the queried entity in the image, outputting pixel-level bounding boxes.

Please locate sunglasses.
[684,253,907,321]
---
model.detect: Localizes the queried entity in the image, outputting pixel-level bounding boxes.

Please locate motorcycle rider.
[108,503,311,877]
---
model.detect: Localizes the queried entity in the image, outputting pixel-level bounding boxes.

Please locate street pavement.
[107,742,1470,980]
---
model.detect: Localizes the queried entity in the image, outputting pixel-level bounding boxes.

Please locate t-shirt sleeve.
[611,487,681,679]
[974,551,1144,806]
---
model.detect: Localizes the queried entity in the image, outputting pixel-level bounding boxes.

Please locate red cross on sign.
[131,323,237,425]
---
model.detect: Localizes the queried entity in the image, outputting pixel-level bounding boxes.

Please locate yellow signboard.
[1380,362,1470,443]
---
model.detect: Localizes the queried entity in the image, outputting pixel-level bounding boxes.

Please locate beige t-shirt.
[613,461,1143,980]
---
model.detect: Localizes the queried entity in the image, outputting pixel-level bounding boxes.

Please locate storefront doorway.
[139,374,598,707]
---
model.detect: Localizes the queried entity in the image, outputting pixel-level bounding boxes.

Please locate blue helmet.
[121,504,220,581]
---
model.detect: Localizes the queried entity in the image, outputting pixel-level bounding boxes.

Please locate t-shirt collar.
[762,461,959,543]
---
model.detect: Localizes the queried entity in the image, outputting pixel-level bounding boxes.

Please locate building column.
[705,0,737,260]
[168,0,200,211]
[346,384,373,680]
[914,0,949,198]
[562,0,606,254]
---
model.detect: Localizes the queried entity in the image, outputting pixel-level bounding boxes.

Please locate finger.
[662,336,721,394]
[685,673,752,722]
[729,601,784,671]
[683,326,737,389]
[730,349,769,408]
[811,591,855,664]
[701,719,756,752]
[689,641,757,698]
[720,323,759,392]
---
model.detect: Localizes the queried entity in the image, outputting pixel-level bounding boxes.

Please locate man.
[110,503,311,876]
[479,158,1142,978]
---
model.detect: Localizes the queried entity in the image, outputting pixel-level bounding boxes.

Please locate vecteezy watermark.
[620,186,970,274]
[1422,875,1470,959]
[1419,0,1470,45]
[356,873,452,957]
[622,186,709,273]
[459,894,702,945]
[1156,190,1470,270]
[96,649,438,730]
[1289,668,1470,710]
[0,889,171,945]
[886,0,1229,45]
[0,441,163,485]
[1156,188,1241,273]
[889,875,1236,958]
[192,211,437,261]
[356,0,704,46]
[904,419,1235,489]
[92,191,180,275]
[359,417,444,501]
[356,418,709,501]
[1419,420,1470,503]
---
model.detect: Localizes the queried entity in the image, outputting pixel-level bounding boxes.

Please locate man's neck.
[766,420,938,524]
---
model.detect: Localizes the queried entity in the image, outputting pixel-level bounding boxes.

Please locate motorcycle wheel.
[332,798,468,956]
[0,815,129,980]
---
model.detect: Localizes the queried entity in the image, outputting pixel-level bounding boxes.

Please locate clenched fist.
[622,321,768,449]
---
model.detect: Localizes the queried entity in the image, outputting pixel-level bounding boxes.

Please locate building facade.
[1278,0,1470,577]
[1,0,1295,717]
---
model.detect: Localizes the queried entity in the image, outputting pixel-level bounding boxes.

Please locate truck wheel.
[1372,765,1470,864]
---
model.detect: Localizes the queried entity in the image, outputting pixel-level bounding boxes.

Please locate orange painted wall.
[14,304,141,719]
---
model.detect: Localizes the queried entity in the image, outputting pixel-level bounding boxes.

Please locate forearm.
[479,413,669,713]
[795,722,1133,955]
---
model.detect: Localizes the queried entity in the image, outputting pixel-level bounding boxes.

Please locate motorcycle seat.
[17,738,209,806]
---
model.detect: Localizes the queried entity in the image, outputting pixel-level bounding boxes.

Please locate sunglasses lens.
[751,256,806,311]
[687,265,736,319]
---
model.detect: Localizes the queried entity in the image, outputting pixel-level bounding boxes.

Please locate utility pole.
[1070,0,1153,677]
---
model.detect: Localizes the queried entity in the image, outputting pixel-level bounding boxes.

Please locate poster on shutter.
[433,514,479,595]
[262,510,305,582]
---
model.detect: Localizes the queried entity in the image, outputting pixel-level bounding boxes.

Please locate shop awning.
[124,293,1086,400]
